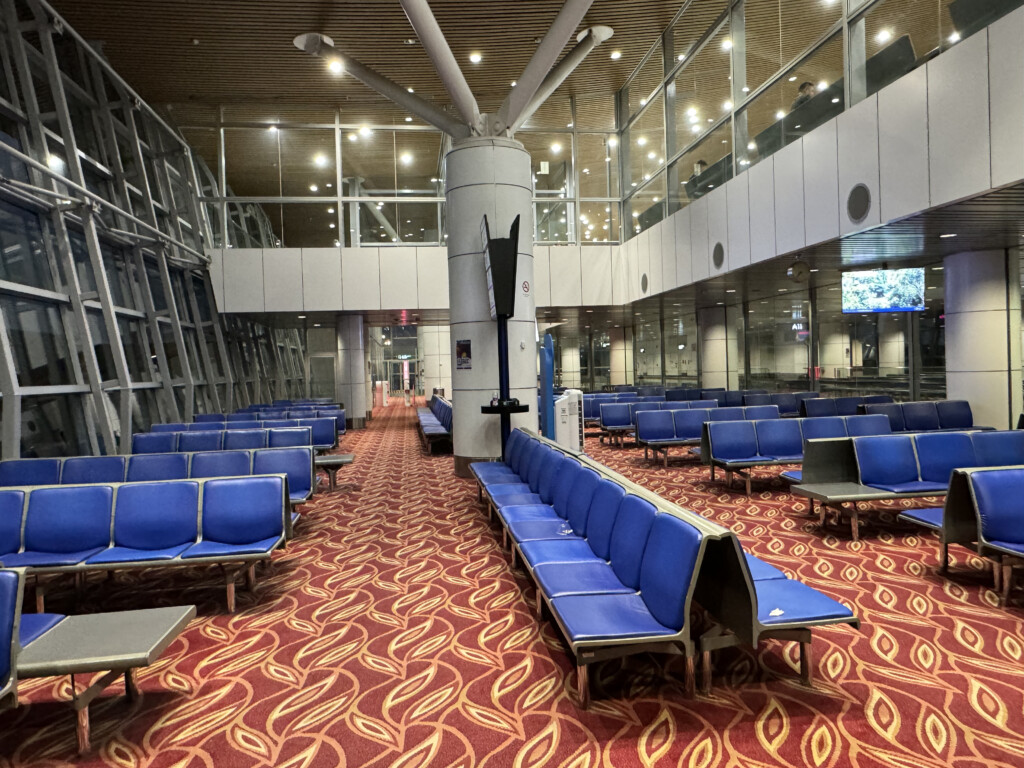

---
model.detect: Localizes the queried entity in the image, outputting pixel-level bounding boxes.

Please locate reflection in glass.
[0,199,54,291]
[577,134,619,199]
[626,172,667,237]
[672,24,732,150]
[536,201,572,243]
[21,394,90,457]
[579,201,619,244]
[1,296,74,386]
[625,94,666,190]
[519,133,573,195]
[669,120,733,213]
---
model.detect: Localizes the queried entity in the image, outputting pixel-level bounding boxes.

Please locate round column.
[944,250,1022,430]
[417,324,451,399]
[336,315,368,429]
[446,137,536,476]
[699,307,729,389]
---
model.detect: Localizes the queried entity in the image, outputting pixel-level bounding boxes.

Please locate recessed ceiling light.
[309,184,318,192]
[298,315,306,319]
[313,153,328,168]
[721,39,733,51]
[405,117,412,122]
[948,31,961,43]
[328,59,343,74]
[607,137,618,147]
[775,110,786,120]
[399,152,413,165]
[876,28,893,44]
[817,80,828,91]
[347,132,357,141]
[511,80,517,87]
[327,207,335,213]
[358,126,371,137]
[678,54,686,62]
[551,142,562,154]
[610,50,622,60]
[940,233,957,238]
[726,289,736,293]
[406,87,414,93]
[469,52,482,63]
[267,125,278,133]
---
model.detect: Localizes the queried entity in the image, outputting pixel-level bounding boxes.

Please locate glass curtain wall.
[0,0,304,458]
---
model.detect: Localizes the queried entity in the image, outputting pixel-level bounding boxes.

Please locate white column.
[417,324,452,398]
[944,250,1022,430]
[609,327,632,386]
[877,314,906,374]
[446,137,536,476]
[818,321,851,378]
[560,340,581,388]
[336,315,368,429]
[699,307,729,389]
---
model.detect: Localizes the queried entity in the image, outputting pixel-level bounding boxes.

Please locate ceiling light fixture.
[328,59,343,73]
[940,233,957,238]
[610,50,622,60]
[469,52,482,63]
[721,39,733,50]
[876,28,893,44]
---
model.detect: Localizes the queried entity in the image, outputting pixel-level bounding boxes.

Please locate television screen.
[841,267,925,313]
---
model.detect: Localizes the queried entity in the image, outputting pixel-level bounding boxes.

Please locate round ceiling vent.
[641,273,649,293]
[712,242,725,269]
[847,183,871,224]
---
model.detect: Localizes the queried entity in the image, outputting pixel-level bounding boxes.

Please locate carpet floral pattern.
[1,405,1022,767]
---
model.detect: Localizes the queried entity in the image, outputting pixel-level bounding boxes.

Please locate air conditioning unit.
[554,389,584,452]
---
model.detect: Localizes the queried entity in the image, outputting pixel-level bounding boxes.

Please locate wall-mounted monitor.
[841,267,925,313]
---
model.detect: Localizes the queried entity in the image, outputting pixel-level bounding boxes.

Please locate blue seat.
[599,403,632,431]
[187,423,221,431]
[914,432,976,486]
[19,612,64,645]
[178,431,224,453]
[2,486,112,567]
[664,389,689,401]
[844,414,892,436]
[743,393,772,406]
[126,453,189,482]
[743,405,780,420]
[770,393,798,416]
[182,476,284,559]
[297,418,337,449]
[802,399,838,418]
[0,569,16,699]
[152,423,187,433]
[755,420,803,462]
[936,400,975,430]
[862,395,894,404]
[261,419,296,429]
[224,422,253,430]
[132,432,178,454]
[500,458,580,527]
[864,403,906,432]
[723,391,744,408]
[835,397,863,416]
[968,469,1024,557]
[629,402,661,425]
[194,414,225,423]
[491,448,563,510]
[708,421,761,464]
[0,491,26,558]
[673,410,709,441]
[224,429,267,450]
[801,417,846,441]
[745,553,787,581]
[897,507,944,530]
[87,481,200,564]
[61,456,126,484]
[254,447,314,503]
[902,402,940,432]
[268,427,311,448]
[853,435,945,494]
[227,413,258,422]
[190,450,252,479]
[689,400,719,409]
[708,407,744,422]
[702,390,726,405]
[972,431,1024,466]
[518,470,601,568]
[755,579,855,625]
[0,459,61,488]
[636,411,675,443]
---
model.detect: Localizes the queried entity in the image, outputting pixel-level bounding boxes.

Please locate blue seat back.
[126,453,189,482]
[708,407,744,422]
[187,423,221,431]
[225,430,267,450]
[504,431,525,470]
[24,486,112,553]
[708,421,759,460]
[0,569,19,694]
[550,459,581,518]
[608,496,657,589]
[565,468,601,535]
[770,393,798,415]
[132,432,178,454]
[743,405,779,420]
[863,395,895,404]
[629,402,661,424]
[152,423,187,433]
[178,431,224,453]
[268,427,312,448]
[226,413,258,422]
[0,491,25,555]
[113,481,199,549]
[599,403,632,429]
[864,403,906,432]
[261,419,297,429]
[972,431,1024,467]
[853,435,919,486]
[755,420,803,459]
[525,444,551,491]
[835,397,863,416]
[194,414,224,423]
[844,414,892,436]
[191,451,252,479]
[970,469,1024,544]
[224,422,253,430]
[639,514,702,631]
[701,390,726,405]
[936,400,974,430]
[673,410,709,440]
[584,480,626,559]
[743,394,772,406]
[516,440,542,483]
[803,399,838,418]
[723,391,744,408]
[801,417,846,440]
[254,448,314,500]
[914,433,976,485]
[0,459,61,488]
[689,400,719,409]
[201,476,284,544]
[536,452,565,504]
[297,418,337,448]
[636,411,675,442]
[902,401,940,432]
[665,389,689,401]
[61,457,126,485]
[509,435,535,476]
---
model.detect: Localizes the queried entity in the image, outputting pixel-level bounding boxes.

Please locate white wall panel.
[549,245,583,306]
[222,248,264,312]
[625,235,640,301]
[262,248,303,312]
[802,119,840,245]
[928,31,991,205]
[674,207,693,286]
[660,215,677,290]
[706,186,729,277]
[581,245,613,305]
[988,6,1024,188]
[773,139,806,255]
[747,159,776,264]
[300,248,342,311]
[689,197,710,282]
[532,245,551,307]
[379,247,418,309]
[645,224,662,296]
[837,95,880,235]
[878,67,930,223]
[612,240,631,304]
[415,247,448,309]
[341,247,381,310]
[725,172,750,271]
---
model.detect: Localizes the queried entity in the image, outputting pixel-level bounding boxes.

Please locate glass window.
[627,48,665,120]
[743,0,842,95]
[670,120,733,212]
[673,0,729,66]
[86,309,117,381]
[577,134,619,199]
[160,320,183,379]
[536,201,572,243]
[579,201,619,244]
[341,127,396,195]
[1,295,74,386]
[20,393,90,457]
[574,92,616,131]
[0,199,54,291]
[663,308,698,387]
[357,201,438,246]
[672,23,733,152]
[224,127,282,197]
[68,229,96,293]
[146,260,167,312]
[119,316,154,382]
[100,242,137,310]
[626,172,667,238]
[745,291,812,392]
[519,133,573,196]
[635,315,662,385]
[625,93,666,191]
[519,96,572,131]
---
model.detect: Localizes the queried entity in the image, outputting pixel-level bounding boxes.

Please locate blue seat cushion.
[765,453,802,463]
[507,519,578,543]
[487,483,533,497]
[779,470,802,483]
[755,579,854,626]
[519,538,599,568]
[550,593,677,642]
[493,493,543,510]
[868,480,947,494]
[498,505,561,525]
[534,561,634,599]
[898,507,944,530]
[181,535,281,559]
[471,463,515,479]
[1,548,105,567]
[19,613,64,646]
[746,553,787,581]
[87,543,192,564]
[718,456,763,466]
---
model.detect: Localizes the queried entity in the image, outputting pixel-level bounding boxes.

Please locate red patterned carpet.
[2,404,1023,767]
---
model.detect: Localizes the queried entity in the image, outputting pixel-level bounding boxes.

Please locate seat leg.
[745,474,751,497]
[76,707,90,754]
[700,651,712,695]
[224,569,237,613]
[501,528,508,550]
[1001,564,1014,606]
[684,655,696,699]
[246,563,257,591]
[850,507,859,543]
[35,583,46,613]
[535,592,544,619]
[125,669,139,701]
[576,664,590,708]
[800,641,813,686]
[509,547,517,569]
[644,447,648,460]
[940,542,950,575]
[664,450,669,468]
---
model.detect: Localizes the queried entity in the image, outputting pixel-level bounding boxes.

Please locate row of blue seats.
[601,404,782,448]
[863,400,986,432]
[798,395,894,417]
[467,429,859,704]
[132,427,311,454]
[154,418,336,449]
[197,409,345,432]
[583,398,721,422]
[0,475,287,611]
[0,447,314,506]
[417,396,452,453]
[704,415,893,493]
